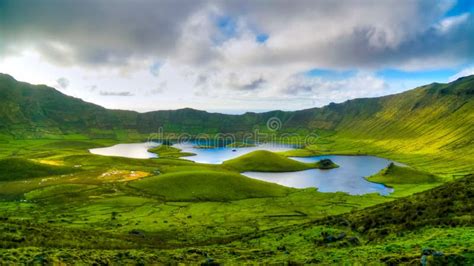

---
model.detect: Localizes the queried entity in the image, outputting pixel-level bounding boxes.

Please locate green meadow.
[0,74,472,264]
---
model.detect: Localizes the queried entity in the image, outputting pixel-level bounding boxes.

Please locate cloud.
[99,91,134,96]
[449,66,474,81]
[0,0,473,112]
[149,81,167,95]
[1,0,472,71]
[55,77,69,89]
[0,0,206,68]
[280,72,387,101]
[435,13,470,33]
[239,78,266,91]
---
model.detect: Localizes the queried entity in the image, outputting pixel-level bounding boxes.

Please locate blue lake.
[173,142,295,164]
[89,142,394,195]
[243,155,394,195]
[89,142,159,159]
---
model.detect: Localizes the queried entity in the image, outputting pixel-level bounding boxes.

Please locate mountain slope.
[0,73,473,174]
[1,73,472,140]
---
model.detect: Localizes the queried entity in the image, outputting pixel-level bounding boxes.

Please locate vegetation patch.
[98,170,150,182]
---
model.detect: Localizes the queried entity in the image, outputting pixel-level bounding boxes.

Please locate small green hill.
[148,145,195,158]
[0,158,77,181]
[367,163,441,197]
[129,170,292,201]
[222,150,336,172]
[369,163,439,184]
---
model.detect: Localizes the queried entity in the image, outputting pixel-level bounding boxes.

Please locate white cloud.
[435,13,470,34]
[449,66,474,81]
[0,0,472,112]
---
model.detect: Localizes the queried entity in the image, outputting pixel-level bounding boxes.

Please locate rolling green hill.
[129,170,293,201]
[367,163,441,197]
[223,150,337,172]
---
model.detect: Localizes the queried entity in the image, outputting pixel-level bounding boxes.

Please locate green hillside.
[209,174,474,264]
[0,158,78,181]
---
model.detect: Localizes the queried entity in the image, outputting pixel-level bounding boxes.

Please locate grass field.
[0,134,472,264]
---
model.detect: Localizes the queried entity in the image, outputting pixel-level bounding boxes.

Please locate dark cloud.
[0,0,472,70]
[99,91,134,96]
[195,75,208,87]
[55,77,69,89]
[239,78,266,91]
[283,84,313,95]
[0,0,205,66]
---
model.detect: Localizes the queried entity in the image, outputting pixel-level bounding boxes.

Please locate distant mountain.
[0,73,289,136]
[0,73,473,161]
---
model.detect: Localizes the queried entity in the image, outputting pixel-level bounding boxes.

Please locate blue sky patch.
[444,0,474,17]
[376,68,458,82]
[304,68,356,79]
[216,16,237,39]
[149,62,162,77]
[256,33,269,43]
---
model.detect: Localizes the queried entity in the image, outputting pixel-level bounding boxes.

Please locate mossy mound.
[368,163,439,185]
[223,150,322,172]
[129,170,292,201]
[148,145,195,158]
[367,163,441,197]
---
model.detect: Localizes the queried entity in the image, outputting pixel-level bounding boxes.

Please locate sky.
[0,0,473,114]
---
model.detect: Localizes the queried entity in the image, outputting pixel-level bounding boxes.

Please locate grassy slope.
[129,170,293,201]
[367,163,441,197]
[324,174,474,235]
[0,170,470,264]
[310,77,474,177]
[222,150,335,172]
[190,174,474,264]
[0,158,77,181]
